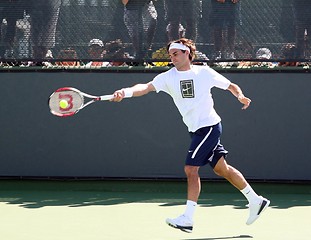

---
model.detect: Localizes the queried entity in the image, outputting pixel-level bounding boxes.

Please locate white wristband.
[123,88,133,98]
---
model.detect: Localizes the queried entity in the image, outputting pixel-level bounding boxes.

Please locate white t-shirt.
[151,65,231,132]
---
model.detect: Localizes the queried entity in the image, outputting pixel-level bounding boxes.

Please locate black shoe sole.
[167,222,193,233]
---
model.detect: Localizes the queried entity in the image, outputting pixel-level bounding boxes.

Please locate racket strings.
[49,90,84,116]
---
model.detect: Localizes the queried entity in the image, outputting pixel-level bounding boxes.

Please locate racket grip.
[100,95,114,101]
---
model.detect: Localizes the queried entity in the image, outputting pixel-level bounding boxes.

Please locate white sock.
[184,200,197,220]
[241,184,260,204]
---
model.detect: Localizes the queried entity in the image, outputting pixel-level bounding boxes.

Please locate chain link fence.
[0,0,310,67]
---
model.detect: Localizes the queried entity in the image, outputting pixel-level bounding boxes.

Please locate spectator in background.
[16,13,31,59]
[164,0,202,42]
[122,0,157,59]
[292,0,310,59]
[209,0,240,60]
[278,43,299,67]
[0,0,27,58]
[255,48,272,60]
[55,48,80,67]
[280,1,296,44]
[238,47,277,68]
[85,38,109,67]
[28,0,61,61]
[104,38,133,66]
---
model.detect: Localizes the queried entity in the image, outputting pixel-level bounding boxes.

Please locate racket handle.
[100,89,132,101]
[100,95,114,101]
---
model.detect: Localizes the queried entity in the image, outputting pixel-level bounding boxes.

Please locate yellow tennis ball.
[59,99,69,109]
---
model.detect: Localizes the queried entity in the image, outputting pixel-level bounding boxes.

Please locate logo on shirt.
[180,80,194,98]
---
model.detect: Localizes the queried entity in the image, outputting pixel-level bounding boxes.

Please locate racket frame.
[49,87,114,117]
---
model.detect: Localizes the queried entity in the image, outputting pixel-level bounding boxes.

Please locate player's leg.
[166,124,222,233]
[213,157,270,225]
[213,156,247,190]
[185,165,201,202]
[166,165,199,233]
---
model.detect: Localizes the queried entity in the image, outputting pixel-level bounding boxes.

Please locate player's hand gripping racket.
[48,87,115,117]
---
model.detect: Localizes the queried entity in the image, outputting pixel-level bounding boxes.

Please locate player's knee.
[213,167,223,177]
[184,165,199,178]
[213,157,230,177]
[213,165,229,178]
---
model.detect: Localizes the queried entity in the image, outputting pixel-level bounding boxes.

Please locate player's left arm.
[227,83,251,110]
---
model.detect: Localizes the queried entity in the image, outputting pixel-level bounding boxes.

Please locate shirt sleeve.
[151,71,169,93]
[206,67,231,90]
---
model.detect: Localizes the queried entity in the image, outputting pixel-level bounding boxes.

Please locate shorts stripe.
[191,126,213,159]
[208,139,220,161]
[186,123,228,167]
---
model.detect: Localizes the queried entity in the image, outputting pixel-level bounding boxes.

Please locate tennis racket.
[48,87,115,117]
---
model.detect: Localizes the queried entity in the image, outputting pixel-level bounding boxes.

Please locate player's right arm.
[111,82,156,102]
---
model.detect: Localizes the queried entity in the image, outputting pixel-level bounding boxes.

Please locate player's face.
[168,49,190,70]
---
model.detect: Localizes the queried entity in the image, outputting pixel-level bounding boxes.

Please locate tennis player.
[111,38,270,233]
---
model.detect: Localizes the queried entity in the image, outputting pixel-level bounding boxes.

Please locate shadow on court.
[0,180,310,210]
[182,235,253,240]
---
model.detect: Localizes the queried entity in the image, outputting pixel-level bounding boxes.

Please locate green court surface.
[0,180,310,240]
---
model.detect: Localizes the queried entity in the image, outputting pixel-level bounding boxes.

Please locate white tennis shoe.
[246,196,270,225]
[166,214,193,233]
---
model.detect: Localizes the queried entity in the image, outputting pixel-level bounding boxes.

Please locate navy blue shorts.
[185,123,228,168]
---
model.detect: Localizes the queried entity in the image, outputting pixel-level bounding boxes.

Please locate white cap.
[88,39,104,48]
[256,48,272,59]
